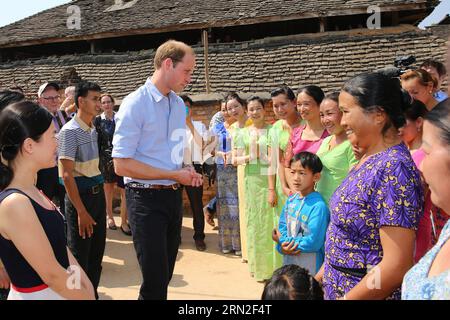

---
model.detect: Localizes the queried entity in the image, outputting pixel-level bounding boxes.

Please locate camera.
[376,55,416,78]
[394,55,416,69]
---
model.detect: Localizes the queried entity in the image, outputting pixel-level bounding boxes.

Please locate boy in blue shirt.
[272,151,330,275]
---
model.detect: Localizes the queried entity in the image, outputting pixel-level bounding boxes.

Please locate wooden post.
[202,29,211,94]
[320,17,327,33]
[90,41,97,54]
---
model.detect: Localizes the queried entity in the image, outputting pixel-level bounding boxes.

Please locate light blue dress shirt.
[112,78,186,185]
[435,90,448,103]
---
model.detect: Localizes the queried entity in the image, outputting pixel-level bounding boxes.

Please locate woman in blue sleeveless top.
[402,99,450,300]
[0,101,94,300]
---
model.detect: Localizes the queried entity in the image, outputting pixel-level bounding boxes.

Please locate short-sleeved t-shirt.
[58,115,104,190]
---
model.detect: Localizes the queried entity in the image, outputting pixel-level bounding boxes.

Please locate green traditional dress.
[316,136,358,204]
[236,124,279,281]
[231,120,252,259]
[268,120,299,270]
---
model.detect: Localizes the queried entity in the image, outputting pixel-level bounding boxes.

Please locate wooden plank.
[0,3,429,49]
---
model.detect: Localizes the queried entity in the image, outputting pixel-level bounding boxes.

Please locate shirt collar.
[74,115,92,132]
[101,112,115,120]
[146,78,177,103]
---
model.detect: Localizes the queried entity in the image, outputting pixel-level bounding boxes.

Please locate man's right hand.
[176,168,203,187]
[78,210,97,239]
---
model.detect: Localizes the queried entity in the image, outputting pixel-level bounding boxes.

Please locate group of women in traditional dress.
[210,64,450,299]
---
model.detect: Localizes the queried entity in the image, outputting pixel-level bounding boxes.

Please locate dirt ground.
[97,215,264,300]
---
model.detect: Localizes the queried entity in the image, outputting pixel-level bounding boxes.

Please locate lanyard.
[286,193,307,237]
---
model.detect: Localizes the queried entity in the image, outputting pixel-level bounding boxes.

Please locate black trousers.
[184,164,205,241]
[126,186,182,300]
[36,166,66,216]
[65,185,106,300]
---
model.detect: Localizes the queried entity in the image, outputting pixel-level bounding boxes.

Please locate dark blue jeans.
[126,186,183,300]
[65,185,106,300]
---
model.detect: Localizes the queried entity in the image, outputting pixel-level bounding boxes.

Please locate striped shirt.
[58,115,104,190]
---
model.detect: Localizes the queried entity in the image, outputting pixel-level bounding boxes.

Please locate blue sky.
[0,0,449,28]
[419,0,450,28]
[0,0,71,27]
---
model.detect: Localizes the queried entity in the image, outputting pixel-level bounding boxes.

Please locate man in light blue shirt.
[112,40,202,300]
[420,59,448,103]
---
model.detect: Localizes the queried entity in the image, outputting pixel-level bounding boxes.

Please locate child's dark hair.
[261,264,324,300]
[290,152,323,174]
[0,101,53,189]
[74,81,102,108]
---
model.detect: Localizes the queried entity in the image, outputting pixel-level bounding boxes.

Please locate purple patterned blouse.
[322,143,424,300]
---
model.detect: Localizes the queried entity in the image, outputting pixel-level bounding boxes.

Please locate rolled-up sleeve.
[112,95,143,159]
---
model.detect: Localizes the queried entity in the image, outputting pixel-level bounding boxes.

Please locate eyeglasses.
[42,96,60,101]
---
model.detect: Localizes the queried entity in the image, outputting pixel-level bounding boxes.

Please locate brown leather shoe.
[195,239,206,251]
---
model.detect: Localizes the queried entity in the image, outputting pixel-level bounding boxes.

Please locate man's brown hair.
[154,40,194,70]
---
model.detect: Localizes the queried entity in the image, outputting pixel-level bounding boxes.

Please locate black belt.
[127,182,181,190]
[79,184,102,195]
[331,264,367,278]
